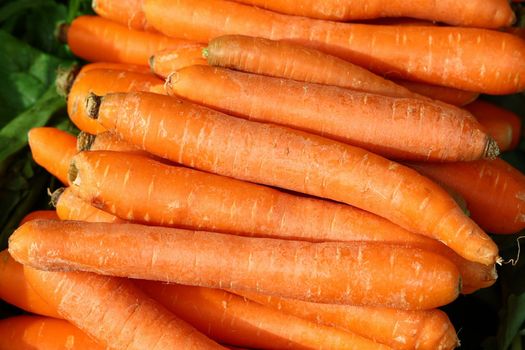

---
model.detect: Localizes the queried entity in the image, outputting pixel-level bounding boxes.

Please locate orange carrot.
[234,291,458,350]
[19,210,58,225]
[68,68,163,134]
[394,80,480,106]
[28,127,77,185]
[0,315,103,350]
[138,281,392,350]
[22,266,225,349]
[228,0,515,28]
[505,27,525,40]
[150,44,207,78]
[92,0,151,31]
[466,100,522,151]
[143,0,525,94]
[0,250,59,318]
[410,158,525,234]
[76,131,145,154]
[10,220,461,309]
[166,65,495,162]
[63,15,194,65]
[79,61,152,74]
[88,91,498,265]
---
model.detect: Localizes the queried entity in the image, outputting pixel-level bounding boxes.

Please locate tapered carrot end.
[85,93,102,119]
[49,188,66,208]
[484,137,500,160]
[8,222,35,266]
[55,64,80,98]
[77,131,96,152]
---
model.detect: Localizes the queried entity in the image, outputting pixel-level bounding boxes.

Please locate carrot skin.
[92,0,151,31]
[79,62,152,74]
[150,44,207,78]
[19,210,58,226]
[394,80,479,106]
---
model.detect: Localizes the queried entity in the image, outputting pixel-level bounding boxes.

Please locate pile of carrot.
[2,0,525,349]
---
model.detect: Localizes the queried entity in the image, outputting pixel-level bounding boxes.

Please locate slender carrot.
[19,210,58,225]
[22,266,225,349]
[68,68,163,134]
[68,150,496,293]
[410,158,525,234]
[79,61,152,74]
[87,91,499,265]
[228,0,515,28]
[166,65,495,162]
[150,44,207,78]
[466,100,522,151]
[92,0,151,31]
[0,315,103,350]
[138,281,393,350]
[234,291,458,350]
[63,15,195,65]
[394,80,480,106]
[10,220,461,309]
[28,127,77,185]
[143,0,525,94]
[0,250,59,318]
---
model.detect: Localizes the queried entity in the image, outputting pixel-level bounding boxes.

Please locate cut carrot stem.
[409,158,525,234]
[394,80,480,106]
[0,315,103,350]
[21,266,225,349]
[138,281,392,349]
[67,68,163,134]
[10,220,461,309]
[166,65,495,161]
[233,290,458,350]
[143,0,525,94]
[92,0,151,31]
[0,250,59,318]
[465,100,522,151]
[228,0,515,28]
[64,15,195,65]
[68,150,495,293]
[19,210,58,226]
[28,127,77,185]
[87,91,499,265]
[150,44,207,78]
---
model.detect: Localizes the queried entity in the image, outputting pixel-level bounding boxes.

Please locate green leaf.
[498,293,525,350]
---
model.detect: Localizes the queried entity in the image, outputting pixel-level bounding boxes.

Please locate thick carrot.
[68,68,163,134]
[88,91,498,265]
[143,0,525,94]
[394,80,480,106]
[0,315,102,350]
[466,100,522,151]
[228,0,515,28]
[410,158,525,234]
[234,291,458,350]
[0,250,59,318]
[76,131,145,154]
[92,0,151,31]
[10,220,461,309]
[79,61,152,74]
[166,65,495,162]
[22,266,225,349]
[19,210,58,225]
[63,15,194,65]
[28,127,77,185]
[150,44,207,78]
[138,281,392,350]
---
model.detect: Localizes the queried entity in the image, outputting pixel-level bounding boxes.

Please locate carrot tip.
[77,131,96,152]
[49,188,66,208]
[85,93,102,119]
[57,23,69,44]
[484,137,500,159]
[68,161,79,185]
[55,64,80,98]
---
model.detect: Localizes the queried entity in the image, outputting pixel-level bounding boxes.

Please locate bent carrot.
[22,266,225,350]
[410,158,525,234]
[28,127,77,185]
[394,80,480,106]
[0,315,102,350]
[0,250,59,318]
[466,100,522,151]
[143,0,525,94]
[10,220,461,309]
[150,44,207,78]
[19,210,58,225]
[88,91,498,265]
[138,281,392,350]
[235,291,458,350]
[63,15,194,65]
[229,0,515,28]
[92,0,151,31]
[166,65,495,162]
[68,68,163,134]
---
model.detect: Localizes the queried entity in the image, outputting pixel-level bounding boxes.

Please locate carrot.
[28,127,77,185]
[234,291,458,350]
[394,80,480,106]
[19,210,58,225]
[166,65,496,162]
[21,266,225,349]
[10,220,461,310]
[505,27,525,39]
[465,100,522,151]
[92,0,151,31]
[68,68,163,134]
[68,150,496,293]
[150,44,207,78]
[0,315,103,350]
[87,91,499,265]
[228,0,515,28]
[62,15,194,65]
[0,250,59,318]
[76,131,145,153]
[138,281,393,350]
[410,158,525,234]
[143,0,525,94]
